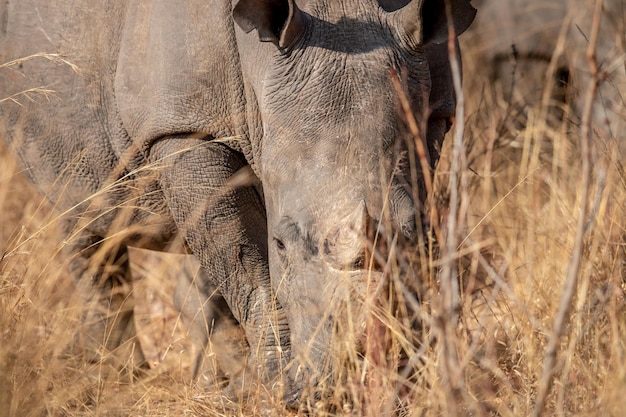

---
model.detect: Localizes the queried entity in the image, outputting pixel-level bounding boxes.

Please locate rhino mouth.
[282,266,392,407]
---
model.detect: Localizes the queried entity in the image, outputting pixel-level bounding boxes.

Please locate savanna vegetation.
[1,2,624,416]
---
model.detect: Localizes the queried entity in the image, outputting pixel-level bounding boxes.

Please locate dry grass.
[2,14,625,417]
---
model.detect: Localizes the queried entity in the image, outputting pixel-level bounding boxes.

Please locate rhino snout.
[283,268,385,407]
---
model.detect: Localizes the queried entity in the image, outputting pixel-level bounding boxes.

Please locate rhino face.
[233,0,475,401]
[260,25,424,388]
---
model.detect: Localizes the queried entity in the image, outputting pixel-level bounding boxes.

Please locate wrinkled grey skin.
[0,0,475,404]
[466,0,625,151]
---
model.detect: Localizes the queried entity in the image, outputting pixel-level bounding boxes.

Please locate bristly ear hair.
[233,0,306,48]
[393,0,476,45]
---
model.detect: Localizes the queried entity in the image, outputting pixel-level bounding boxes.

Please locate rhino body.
[0,0,475,403]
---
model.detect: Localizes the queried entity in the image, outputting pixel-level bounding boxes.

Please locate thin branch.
[533,1,603,415]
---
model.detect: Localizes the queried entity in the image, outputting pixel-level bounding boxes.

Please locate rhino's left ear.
[422,0,476,44]
[233,0,306,48]
[395,0,476,45]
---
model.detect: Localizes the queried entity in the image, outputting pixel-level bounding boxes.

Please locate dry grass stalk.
[0,53,79,106]
[533,1,604,415]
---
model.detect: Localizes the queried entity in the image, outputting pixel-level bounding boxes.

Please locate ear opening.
[233,0,305,48]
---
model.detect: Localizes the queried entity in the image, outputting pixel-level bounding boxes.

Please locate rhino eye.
[274,237,286,251]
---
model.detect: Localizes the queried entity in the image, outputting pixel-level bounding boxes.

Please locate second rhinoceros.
[0,0,475,404]
[466,0,625,148]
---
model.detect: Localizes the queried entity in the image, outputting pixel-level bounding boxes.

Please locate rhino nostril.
[349,255,365,271]
[324,237,365,271]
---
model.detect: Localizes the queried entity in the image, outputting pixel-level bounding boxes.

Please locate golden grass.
[1,28,625,417]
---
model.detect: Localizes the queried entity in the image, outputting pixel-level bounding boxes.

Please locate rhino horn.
[233,0,306,48]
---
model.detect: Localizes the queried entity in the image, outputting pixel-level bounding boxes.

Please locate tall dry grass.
[1,11,625,417]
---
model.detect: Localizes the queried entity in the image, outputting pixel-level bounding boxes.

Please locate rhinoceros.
[465,0,625,150]
[0,0,475,404]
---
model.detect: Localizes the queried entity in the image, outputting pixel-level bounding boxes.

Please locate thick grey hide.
[0,0,475,404]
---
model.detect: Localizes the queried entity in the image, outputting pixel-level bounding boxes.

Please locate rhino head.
[232,0,475,403]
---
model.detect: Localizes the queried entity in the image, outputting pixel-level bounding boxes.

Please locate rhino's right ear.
[233,0,306,48]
